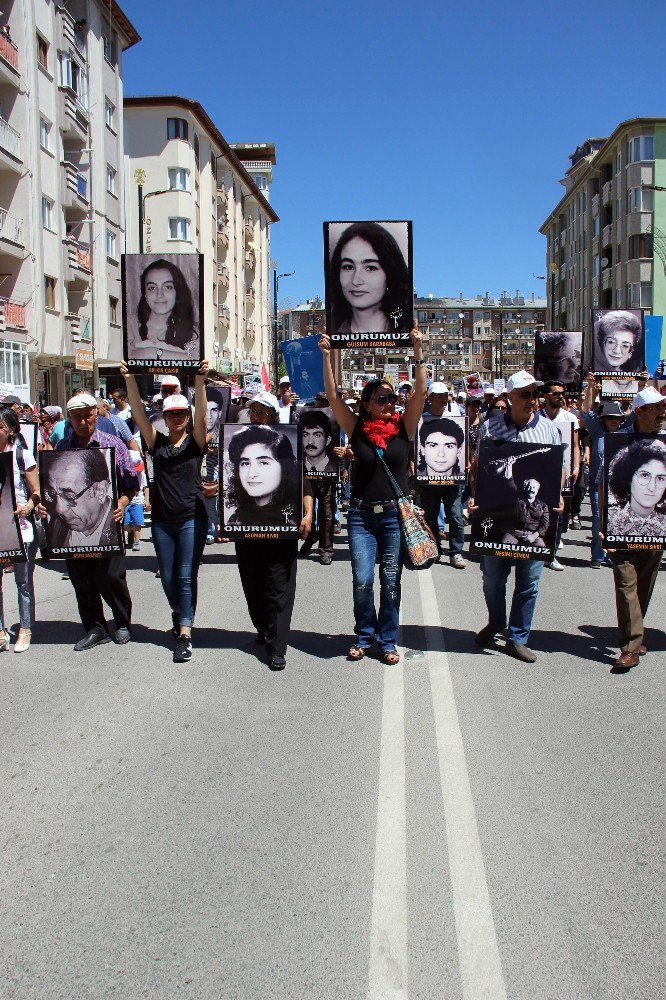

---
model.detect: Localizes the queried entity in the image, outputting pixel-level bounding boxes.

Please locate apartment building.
[0,0,139,405]
[124,97,278,381]
[279,298,325,341]
[341,292,546,389]
[539,118,666,360]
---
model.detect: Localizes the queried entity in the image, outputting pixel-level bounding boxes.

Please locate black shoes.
[173,635,192,663]
[475,623,498,648]
[74,626,111,652]
[320,554,332,565]
[505,642,537,663]
[268,654,286,671]
[114,626,132,645]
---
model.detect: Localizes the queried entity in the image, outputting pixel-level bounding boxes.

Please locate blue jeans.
[588,483,605,562]
[0,537,37,630]
[480,555,544,646]
[204,494,218,540]
[152,518,207,628]
[421,484,465,555]
[348,505,403,652]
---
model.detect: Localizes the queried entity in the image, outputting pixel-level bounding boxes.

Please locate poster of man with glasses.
[39,449,123,556]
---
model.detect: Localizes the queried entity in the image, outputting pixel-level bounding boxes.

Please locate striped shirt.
[477,410,561,450]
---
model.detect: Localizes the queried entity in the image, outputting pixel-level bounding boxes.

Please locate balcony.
[64,237,91,284]
[245,249,255,271]
[216,223,229,251]
[0,33,19,82]
[0,114,21,164]
[0,297,26,331]
[244,218,254,243]
[217,185,227,206]
[245,286,255,309]
[59,88,89,141]
[218,305,230,330]
[592,234,599,256]
[592,194,599,216]
[66,312,81,341]
[602,180,612,206]
[602,223,612,248]
[60,9,86,59]
[61,160,88,211]
[245,321,256,338]
[601,268,612,291]
[217,263,229,288]
[0,207,24,255]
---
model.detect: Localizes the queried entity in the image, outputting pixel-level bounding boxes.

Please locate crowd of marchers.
[1,331,663,673]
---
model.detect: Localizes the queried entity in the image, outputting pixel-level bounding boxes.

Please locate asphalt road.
[1,504,664,1000]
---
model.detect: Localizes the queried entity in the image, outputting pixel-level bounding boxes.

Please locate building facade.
[539,118,666,361]
[124,98,278,382]
[0,0,139,405]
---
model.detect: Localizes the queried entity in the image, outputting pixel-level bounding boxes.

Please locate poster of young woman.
[0,452,26,563]
[220,424,302,539]
[534,330,583,388]
[39,448,123,557]
[603,433,666,551]
[19,420,39,456]
[415,414,467,484]
[592,309,645,378]
[323,221,413,349]
[121,253,204,374]
[294,407,340,482]
[600,377,640,400]
[470,439,563,561]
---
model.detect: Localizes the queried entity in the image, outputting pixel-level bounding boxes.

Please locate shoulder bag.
[372,447,438,570]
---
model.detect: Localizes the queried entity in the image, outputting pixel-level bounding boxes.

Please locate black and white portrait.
[323,221,413,349]
[600,377,640,399]
[121,253,204,374]
[19,420,39,456]
[415,415,467,484]
[470,440,563,561]
[221,424,302,538]
[39,448,123,557]
[296,408,340,481]
[555,422,574,479]
[534,331,583,388]
[603,433,666,551]
[0,452,26,562]
[592,309,645,377]
[205,385,231,442]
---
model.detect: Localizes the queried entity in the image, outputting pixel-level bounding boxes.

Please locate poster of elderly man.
[470,439,563,561]
[603,433,666,551]
[220,423,302,539]
[121,253,204,374]
[296,408,340,481]
[534,330,583,388]
[592,309,645,377]
[323,221,413,349]
[415,415,467,484]
[0,452,26,562]
[39,449,123,557]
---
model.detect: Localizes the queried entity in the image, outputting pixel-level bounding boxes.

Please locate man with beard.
[298,408,339,565]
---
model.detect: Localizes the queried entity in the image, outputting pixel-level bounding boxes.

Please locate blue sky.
[122,0,665,308]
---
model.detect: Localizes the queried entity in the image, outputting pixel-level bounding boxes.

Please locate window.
[106,164,116,195]
[593,255,600,277]
[616,243,621,264]
[37,35,48,70]
[593,216,600,237]
[105,229,117,260]
[167,117,188,141]
[473,342,481,355]
[626,282,652,308]
[39,117,51,151]
[418,311,426,322]
[102,30,117,65]
[168,217,189,241]
[626,135,654,164]
[104,99,115,130]
[193,132,200,166]
[628,186,654,213]
[617,288,622,306]
[109,296,119,325]
[615,150,622,174]
[41,196,54,230]
[168,167,189,191]
[44,275,56,310]
[627,234,653,260]
[58,54,86,105]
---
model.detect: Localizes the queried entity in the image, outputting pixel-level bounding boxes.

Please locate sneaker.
[205,535,215,545]
[334,523,342,535]
[546,558,564,571]
[320,554,332,565]
[571,517,582,530]
[173,635,192,663]
[557,540,564,550]
[590,560,603,569]
[450,553,466,569]
[132,541,141,551]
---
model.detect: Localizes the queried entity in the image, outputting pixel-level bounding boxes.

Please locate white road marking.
[367,657,408,1000]
[419,569,507,1000]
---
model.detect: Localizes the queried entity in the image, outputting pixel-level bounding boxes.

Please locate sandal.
[347,646,366,661]
[381,650,401,665]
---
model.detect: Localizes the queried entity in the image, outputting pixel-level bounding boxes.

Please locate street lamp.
[272,264,294,385]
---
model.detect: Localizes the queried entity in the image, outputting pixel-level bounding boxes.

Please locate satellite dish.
[600,257,609,268]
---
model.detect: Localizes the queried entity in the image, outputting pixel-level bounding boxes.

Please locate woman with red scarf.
[320,329,426,662]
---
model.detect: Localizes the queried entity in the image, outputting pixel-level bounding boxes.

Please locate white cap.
[428,381,449,396]
[162,393,190,412]
[151,394,162,404]
[632,386,664,410]
[345,398,357,407]
[66,393,97,411]
[251,390,279,414]
[160,374,181,389]
[398,380,412,389]
[457,391,467,399]
[507,370,538,393]
[484,386,496,395]
[279,375,291,385]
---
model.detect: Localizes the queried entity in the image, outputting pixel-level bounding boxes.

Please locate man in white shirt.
[539,379,580,571]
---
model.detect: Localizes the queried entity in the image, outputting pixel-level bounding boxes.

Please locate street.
[1,509,664,1000]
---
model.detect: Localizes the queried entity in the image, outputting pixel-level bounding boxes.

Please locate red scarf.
[362,414,402,451]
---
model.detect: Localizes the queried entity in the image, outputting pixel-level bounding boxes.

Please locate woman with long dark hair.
[133,259,198,360]
[607,438,666,536]
[319,328,426,663]
[329,222,410,335]
[225,424,300,527]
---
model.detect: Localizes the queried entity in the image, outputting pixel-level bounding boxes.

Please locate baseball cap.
[632,386,664,410]
[162,393,190,412]
[507,370,541,392]
[279,375,291,385]
[600,400,624,417]
[428,382,449,396]
[151,394,163,404]
[398,381,412,390]
[484,386,496,395]
[160,375,181,389]
[66,393,97,411]
[465,395,482,406]
[250,390,279,414]
[2,394,22,406]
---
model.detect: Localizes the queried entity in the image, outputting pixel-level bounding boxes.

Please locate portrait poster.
[592,309,645,378]
[555,421,575,481]
[464,372,484,398]
[19,421,39,456]
[282,334,325,400]
[121,253,204,374]
[470,439,563,561]
[534,330,583,389]
[294,407,340,482]
[39,448,123,558]
[220,423,302,539]
[600,377,639,400]
[204,384,231,474]
[323,221,413,349]
[415,414,468,485]
[603,432,666,551]
[0,452,26,564]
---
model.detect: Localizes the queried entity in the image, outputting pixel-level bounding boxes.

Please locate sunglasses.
[165,409,189,417]
[516,390,538,400]
[372,393,398,405]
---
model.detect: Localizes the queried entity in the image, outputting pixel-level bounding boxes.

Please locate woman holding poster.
[0,409,37,653]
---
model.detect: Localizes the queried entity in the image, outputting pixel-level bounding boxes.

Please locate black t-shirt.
[150,431,206,523]
[350,420,412,502]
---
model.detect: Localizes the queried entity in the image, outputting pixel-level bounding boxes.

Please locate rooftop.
[108,1,141,49]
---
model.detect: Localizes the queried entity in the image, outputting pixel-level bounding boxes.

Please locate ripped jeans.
[348,505,403,652]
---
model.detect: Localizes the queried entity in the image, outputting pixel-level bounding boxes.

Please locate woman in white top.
[0,409,40,652]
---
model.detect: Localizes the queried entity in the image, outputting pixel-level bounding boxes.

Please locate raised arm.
[120,361,156,449]
[401,329,427,440]
[192,360,209,450]
[583,368,598,414]
[319,332,357,439]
